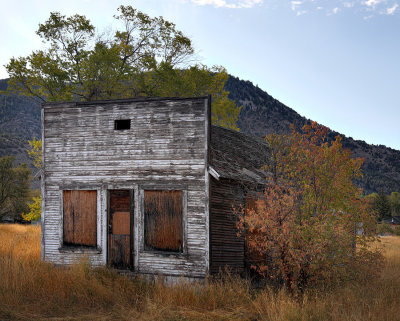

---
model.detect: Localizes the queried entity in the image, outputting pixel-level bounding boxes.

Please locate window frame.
[114,119,131,130]
[58,188,101,252]
[140,187,187,256]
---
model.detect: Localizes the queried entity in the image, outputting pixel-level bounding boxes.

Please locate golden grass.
[1,224,400,321]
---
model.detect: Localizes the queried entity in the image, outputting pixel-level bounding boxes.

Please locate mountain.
[0,79,41,169]
[225,76,400,194]
[1,77,399,194]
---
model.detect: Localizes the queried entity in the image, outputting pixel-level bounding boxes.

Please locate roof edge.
[42,96,210,108]
[211,124,270,147]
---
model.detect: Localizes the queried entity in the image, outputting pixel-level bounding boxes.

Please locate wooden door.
[108,190,133,269]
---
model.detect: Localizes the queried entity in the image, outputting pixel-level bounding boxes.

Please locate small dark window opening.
[114,119,131,130]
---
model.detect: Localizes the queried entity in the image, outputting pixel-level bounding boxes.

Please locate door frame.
[107,189,135,270]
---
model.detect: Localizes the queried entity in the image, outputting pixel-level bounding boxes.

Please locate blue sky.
[1,0,399,150]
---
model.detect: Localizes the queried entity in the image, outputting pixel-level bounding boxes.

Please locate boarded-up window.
[63,190,97,247]
[144,190,183,252]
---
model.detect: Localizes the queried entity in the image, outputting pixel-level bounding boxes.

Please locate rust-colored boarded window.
[63,190,97,247]
[144,190,183,252]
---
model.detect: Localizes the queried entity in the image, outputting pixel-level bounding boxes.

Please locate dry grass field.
[0,224,399,321]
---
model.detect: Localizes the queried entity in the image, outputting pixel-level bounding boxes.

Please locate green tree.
[5,6,241,130]
[389,192,400,217]
[372,191,392,221]
[22,196,41,222]
[22,139,43,222]
[10,7,242,222]
[27,138,42,170]
[0,156,31,220]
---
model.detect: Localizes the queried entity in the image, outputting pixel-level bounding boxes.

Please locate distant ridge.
[1,76,399,194]
[0,79,41,171]
[225,75,400,194]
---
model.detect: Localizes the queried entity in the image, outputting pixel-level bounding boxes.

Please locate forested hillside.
[0,79,41,167]
[1,76,399,194]
[225,76,400,194]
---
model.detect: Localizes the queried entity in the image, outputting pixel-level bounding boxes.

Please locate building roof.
[210,125,271,184]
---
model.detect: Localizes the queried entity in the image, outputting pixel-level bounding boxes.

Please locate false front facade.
[41,96,269,279]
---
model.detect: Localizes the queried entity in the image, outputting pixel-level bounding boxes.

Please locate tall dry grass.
[0,224,399,321]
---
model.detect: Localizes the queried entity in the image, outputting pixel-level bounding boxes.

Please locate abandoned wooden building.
[41,96,270,280]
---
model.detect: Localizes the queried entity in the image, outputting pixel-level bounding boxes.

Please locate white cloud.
[362,0,400,16]
[364,0,383,7]
[190,0,263,8]
[386,3,399,14]
[326,6,340,15]
[343,2,355,8]
[291,1,303,11]
[287,0,400,17]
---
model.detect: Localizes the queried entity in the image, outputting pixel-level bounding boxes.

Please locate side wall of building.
[209,177,245,274]
[42,97,210,278]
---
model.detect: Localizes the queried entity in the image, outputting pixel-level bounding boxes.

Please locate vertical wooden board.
[76,190,97,246]
[109,190,131,268]
[72,191,80,244]
[144,190,183,252]
[63,191,74,244]
[63,190,97,246]
[110,190,130,212]
[109,235,130,269]
[112,212,130,234]
[134,186,139,269]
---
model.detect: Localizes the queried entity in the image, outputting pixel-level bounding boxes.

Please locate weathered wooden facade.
[41,96,270,279]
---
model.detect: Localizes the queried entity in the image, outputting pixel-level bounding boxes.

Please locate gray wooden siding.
[42,98,209,278]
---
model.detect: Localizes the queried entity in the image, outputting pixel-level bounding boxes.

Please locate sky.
[1,0,399,150]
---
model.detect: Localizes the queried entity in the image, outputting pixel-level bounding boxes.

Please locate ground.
[0,224,399,321]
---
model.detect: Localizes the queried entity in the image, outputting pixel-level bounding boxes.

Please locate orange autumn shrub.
[238,122,383,293]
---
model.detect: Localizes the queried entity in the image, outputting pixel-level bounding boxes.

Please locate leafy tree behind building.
[5,6,241,130]
[389,192,400,217]
[0,156,31,221]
